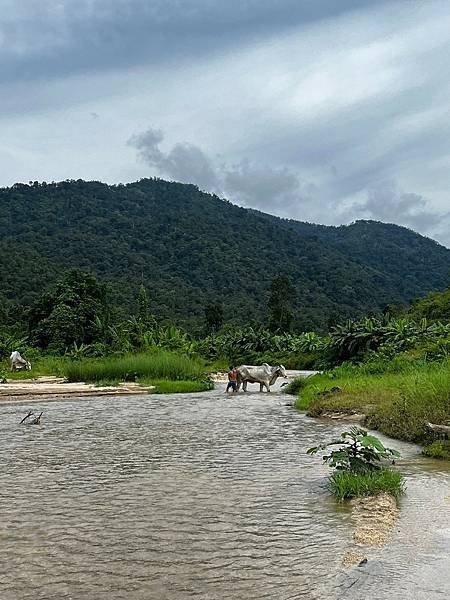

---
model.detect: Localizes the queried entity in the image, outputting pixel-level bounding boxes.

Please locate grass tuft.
[329,468,405,502]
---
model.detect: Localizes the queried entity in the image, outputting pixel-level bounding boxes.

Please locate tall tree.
[268,275,296,332]
[137,285,156,327]
[28,269,110,352]
[204,303,224,334]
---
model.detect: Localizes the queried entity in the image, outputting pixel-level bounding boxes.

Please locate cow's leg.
[259,382,264,392]
[243,380,248,392]
[264,381,271,392]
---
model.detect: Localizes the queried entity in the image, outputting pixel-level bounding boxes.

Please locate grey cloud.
[129,126,322,219]
[0,0,391,85]
[130,126,450,246]
[128,128,165,165]
[351,180,450,243]
[223,160,308,215]
[1,0,449,250]
[224,161,299,206]
[128,127,220,192]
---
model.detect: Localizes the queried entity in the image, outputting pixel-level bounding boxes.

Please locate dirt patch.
[351,493,399,546]
[342,550,367,568]
[0,377,152,403]
[341,493,399,567]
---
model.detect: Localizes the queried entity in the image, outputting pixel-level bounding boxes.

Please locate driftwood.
[425,422,450,438]
[20,411,43,425]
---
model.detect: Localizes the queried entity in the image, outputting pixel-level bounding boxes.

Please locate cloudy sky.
[1,0,450,245]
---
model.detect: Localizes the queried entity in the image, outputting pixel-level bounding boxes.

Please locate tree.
[137,285,156,328]
[28,269,110,353]
[204,303,224,334]
[267,275,295,332]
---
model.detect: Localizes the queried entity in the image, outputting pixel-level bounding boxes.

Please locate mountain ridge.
[1,178,449,330]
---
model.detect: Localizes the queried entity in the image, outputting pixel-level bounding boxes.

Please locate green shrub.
[283,376,308,395]
[422,440,450,460]
[329,469,405,501]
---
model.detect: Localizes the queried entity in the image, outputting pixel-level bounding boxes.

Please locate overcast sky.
[1,0,450,246]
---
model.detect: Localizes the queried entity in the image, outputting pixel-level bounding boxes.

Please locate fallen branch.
[20,411,34,424]
[20,411,43,425]
[425,422,450,438]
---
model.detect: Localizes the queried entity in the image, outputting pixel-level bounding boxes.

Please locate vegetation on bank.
[64,352,206,384]
[289,297,450,452]
[294,356,450,445]
[422,440,450,460]
[308,427,404,501]
[1,263,450,411]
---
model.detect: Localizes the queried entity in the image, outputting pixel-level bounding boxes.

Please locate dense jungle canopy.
[0,178,449,331]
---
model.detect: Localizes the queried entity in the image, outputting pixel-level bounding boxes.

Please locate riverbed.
[0,381,449,599]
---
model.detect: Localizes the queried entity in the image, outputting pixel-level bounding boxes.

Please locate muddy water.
[0,382,449,600]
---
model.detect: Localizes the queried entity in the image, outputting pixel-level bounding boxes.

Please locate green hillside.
[406,286,450,323]
[1,178,449,330]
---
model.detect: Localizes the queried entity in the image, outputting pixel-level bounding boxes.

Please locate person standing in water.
[226,366,238,393]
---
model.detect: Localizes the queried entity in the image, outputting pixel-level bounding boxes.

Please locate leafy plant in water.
[307,427,400,473]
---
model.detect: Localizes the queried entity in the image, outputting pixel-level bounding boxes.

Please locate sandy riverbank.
[0,376,151,403]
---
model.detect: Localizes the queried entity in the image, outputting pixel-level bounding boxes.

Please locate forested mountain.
[1,178,449,330]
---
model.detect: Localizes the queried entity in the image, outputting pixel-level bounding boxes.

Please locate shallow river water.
[0,380,449,600]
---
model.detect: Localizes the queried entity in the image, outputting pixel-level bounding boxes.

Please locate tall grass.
[329,468,405,501]
[295,360,450,443]
[64,352,206,383]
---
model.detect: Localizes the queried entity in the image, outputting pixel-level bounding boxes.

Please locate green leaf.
[361,435,386,452]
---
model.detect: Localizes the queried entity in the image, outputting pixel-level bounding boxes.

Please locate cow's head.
[276,365,287,378]
[25,361,32,371]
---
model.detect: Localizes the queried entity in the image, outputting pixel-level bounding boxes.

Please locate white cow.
[236,363,287,393]
[10,351,31,372]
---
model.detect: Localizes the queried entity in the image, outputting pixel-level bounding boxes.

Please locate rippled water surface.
[1,382,449,599]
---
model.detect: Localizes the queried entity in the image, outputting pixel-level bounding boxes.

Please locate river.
[0,379,449,599]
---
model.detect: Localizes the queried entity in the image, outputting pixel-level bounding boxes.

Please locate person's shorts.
[227,381,237,390]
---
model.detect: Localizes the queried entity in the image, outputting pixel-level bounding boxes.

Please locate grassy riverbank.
[64,352,205,382]
[294,360,450,445]
[63,352,211,393]
[2,352,213,394]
